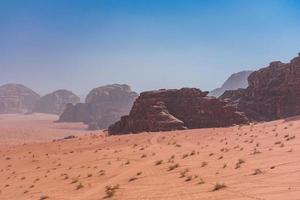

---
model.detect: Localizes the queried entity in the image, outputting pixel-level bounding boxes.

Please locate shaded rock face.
[0,84,40,114]
[58,103,92,123]
[220,53,300,121]
[108,88,248,134]
[58,84,138,129]
[33,90,80,115]
[210,71,253,97]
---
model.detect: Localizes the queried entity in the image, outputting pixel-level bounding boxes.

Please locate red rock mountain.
[209,71,253,97]
[33,90,80,115]
[220,53,300,121]
[108,88,248,134]
[58,84,138,130]
[0,84,40,114]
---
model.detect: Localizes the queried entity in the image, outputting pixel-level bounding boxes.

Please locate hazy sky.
[1,0,300,95]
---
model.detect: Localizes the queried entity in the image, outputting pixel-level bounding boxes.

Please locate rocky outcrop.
[108,88,248,134]
[220,53,300,121]
[210,71,253,97]
[33,90,80,115]
[0,84,40,114]
[58,84,138,129]
[58,103,92,123]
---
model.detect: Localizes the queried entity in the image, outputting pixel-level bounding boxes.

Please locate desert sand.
[0,114,299,200]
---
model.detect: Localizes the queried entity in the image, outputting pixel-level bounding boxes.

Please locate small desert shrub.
[198,178,205,184]
[274,141,281,145]
[168,163,180,171]
[39,195,49,200]
[125,160,130,165]
[76,183,84,190]
[212,182,226,191]
[182,153,189,159]
[128,177,138,182]
[235,159,245,169]
[105,184,120,198]
[252,169,263,175]
[155,160,163,166]
[179,168,189,178]
[70,179,78,184]
[201,161,208,167]
[185,175,192,182]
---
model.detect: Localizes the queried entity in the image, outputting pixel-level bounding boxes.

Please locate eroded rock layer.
[108,88,248,134]
[220,53,300,121]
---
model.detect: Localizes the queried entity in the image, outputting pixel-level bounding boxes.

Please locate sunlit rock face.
[221,53,300,121]
[109,88,248,134]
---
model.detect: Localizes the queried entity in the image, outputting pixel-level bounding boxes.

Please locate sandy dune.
[0,114,299,199]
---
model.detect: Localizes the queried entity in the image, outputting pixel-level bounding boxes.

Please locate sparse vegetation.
[212,182,227,191]
[76,183,84,190]
[104,184,120,198]
[155,160,163,165]
[252,169,263,175]
[168,163,180,171]
[39,195,49,200]
[201,161,208,167]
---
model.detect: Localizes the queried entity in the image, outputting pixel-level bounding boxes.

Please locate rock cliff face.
[0,84,40,114]
[34,90,80,115]
[210,71,253,97]
[220,53,300,121]
[108,88,248,134]
[58,84,138,130]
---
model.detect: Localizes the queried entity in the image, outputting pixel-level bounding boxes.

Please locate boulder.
[220,53,300,121]
[108,88,248,134]
[0,83,40,114]
[34,89,80,115]
[58,84,138,129]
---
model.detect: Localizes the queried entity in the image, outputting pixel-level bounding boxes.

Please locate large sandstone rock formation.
[220,53,300,121]
[210,71,253,97]
[0,84,40,114]
[108,88,248,134]
[58,84,138,130]
[33,90,80,115]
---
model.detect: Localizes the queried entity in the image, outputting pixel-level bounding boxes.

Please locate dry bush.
[168,163,180,171]
[252,169,263,175]
[105,184,120,198]
[201,161,208,167]
[155,160,163,166]
[212,182,226,191]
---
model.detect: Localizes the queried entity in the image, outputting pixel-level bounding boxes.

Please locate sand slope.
[0,114,299,199]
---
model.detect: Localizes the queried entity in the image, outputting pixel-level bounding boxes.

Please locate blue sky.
[1,0,300,95]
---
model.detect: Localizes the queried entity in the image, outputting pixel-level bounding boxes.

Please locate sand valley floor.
[0,114,300,200]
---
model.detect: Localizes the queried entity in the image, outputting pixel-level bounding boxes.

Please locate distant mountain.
[33,89,80,115]
[209,71,253,97]
[0,83,40,114]
[58,84,138,130]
